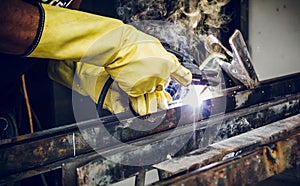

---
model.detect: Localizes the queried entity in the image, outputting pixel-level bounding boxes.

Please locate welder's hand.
[48,60,127,114]
[48,61,173,115]
[129,88,172,115]
[48,60,129,114]
[28,3,192,109]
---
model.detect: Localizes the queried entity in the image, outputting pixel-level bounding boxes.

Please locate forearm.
[0,0,40,55]
[0,0,83,55]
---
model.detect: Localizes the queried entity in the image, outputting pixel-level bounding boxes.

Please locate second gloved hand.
[27,3,192,110]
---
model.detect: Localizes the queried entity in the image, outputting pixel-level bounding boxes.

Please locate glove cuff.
[21,2,45,57]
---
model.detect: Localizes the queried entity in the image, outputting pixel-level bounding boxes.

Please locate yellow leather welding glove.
[130,90,172,115]
[48,60,173,115]
[27,3,192,104]
[48,60,128,114]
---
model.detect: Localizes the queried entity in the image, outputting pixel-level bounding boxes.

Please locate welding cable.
[96,77,114,117]
[96,77,139,117]
[21,75,34,133]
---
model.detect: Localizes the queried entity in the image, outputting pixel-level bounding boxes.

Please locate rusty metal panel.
[0,124,91,178]
[74,101,300,185]
[0,73,300,184]
[154,114,300,176]
[0,107,182,180]
[155,135,300,186]
[153,115,300,185]
[0,95,299,184]
[61,151,100,186]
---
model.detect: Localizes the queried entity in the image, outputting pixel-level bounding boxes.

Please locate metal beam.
[73,97,300,185]
[0,73,300,184]
[153,116,300,185]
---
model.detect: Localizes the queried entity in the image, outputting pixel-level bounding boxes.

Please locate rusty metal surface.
[0,107,182,180]
[0,124,91,179]
[153,115,300,186]
[0,73,300,184]
[154,114,300,175]
[0,91,297,184]
[74,96,300,186]
[61,151,100,186]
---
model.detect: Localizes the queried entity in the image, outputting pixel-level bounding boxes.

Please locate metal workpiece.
[72,71,300,185]
[153,115,300,186]
[72,85,300,185]
[0,73,300,185]
[72,94,300,185]
[0,107,182,181]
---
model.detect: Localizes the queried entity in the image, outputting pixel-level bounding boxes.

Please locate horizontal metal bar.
[154,114,300,176]
[74,97,300,185]
[0,73,300,184]
[153,117,300,185]
[1,95,299,185]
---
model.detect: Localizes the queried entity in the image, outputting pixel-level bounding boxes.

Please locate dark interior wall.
[80,0,118,18]
[23,61,55,133]
[220,0,248,49]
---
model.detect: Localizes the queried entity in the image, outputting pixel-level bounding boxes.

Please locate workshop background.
[24,0,300,133]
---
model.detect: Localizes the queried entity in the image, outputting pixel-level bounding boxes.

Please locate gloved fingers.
[129,95,148,116]
[129,94,157,116]
[146,92,158,114]
[156,91,172,110]
[122,77,169,98]
[129,89,172,116]
[103,84,172,116]
[102,82,130,114]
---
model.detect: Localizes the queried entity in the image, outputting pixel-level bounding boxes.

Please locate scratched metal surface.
[0,73,300,184]
[75,95,300,185]
[153,115,300,185]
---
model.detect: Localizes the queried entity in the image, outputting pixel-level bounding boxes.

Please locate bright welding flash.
[180,83,212,109]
